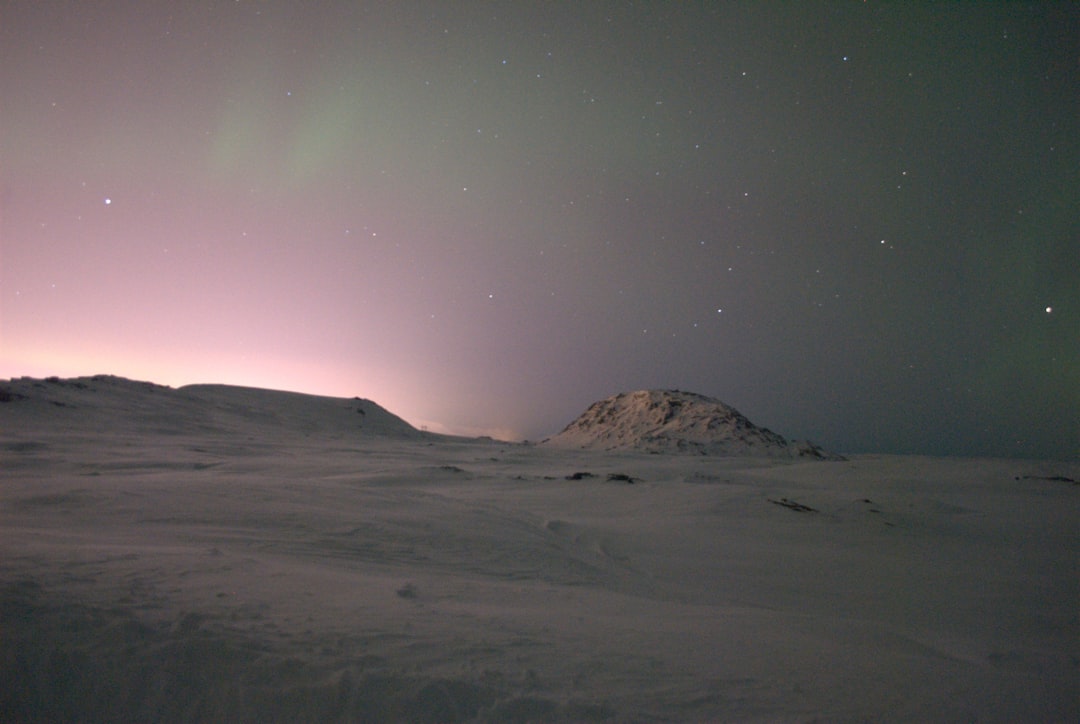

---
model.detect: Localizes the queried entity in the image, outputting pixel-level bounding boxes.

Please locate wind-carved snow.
[543,389,842,459]
[1,376,1076,722]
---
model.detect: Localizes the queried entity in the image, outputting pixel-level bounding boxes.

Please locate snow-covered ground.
[2,377,1077,722]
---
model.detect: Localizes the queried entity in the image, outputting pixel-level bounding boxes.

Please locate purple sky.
[2,2,1076,456]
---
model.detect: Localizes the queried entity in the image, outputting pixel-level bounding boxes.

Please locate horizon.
[4,371,1078,462]
[2,3,1076,459]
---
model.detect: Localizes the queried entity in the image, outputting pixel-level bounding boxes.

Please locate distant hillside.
[0,375,422,439]
[542,389,842,459]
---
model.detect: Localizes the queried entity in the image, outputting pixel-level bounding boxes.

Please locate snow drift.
[543,389,842,459]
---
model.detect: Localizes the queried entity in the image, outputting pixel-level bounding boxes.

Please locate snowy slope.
[2,377,1077,722]
[543,389,841,459]
[0,375,422,439]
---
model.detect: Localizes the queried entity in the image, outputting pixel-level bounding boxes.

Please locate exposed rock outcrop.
[543,389,842,459]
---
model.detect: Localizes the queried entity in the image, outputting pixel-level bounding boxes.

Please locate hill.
[0,375,421,440]
[542,389,841,459]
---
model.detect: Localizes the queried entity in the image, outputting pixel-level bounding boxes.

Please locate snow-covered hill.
[543,389,842,459]
[0,375,422,439]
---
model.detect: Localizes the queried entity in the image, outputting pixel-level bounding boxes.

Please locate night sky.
[2,2,1076,458]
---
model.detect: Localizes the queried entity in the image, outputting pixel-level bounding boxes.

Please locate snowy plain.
[1,376,1077,722]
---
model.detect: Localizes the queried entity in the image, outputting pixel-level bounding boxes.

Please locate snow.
[2,376,1077,722]
[543,389,841,459]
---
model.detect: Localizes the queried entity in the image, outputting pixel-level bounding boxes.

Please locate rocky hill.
[542,389,842,459]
